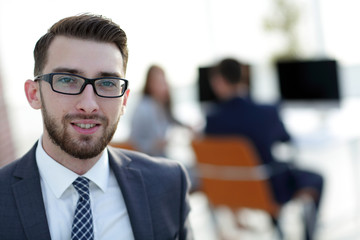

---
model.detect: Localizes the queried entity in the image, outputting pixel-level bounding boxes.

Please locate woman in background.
[130,65,183,157]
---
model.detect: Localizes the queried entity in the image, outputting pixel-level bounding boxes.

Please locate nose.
[75,84,99,114]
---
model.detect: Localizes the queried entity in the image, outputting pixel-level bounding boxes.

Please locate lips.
[70,120,101,135]
[65,114,107,135]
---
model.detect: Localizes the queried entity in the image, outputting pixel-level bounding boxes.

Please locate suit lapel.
[108,148,154,240]
[10,144,155,240]
[12,143,51,239]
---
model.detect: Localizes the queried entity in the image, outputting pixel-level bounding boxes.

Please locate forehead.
[43,36,124,77]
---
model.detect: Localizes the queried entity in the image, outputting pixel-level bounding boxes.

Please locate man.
[205,58,323,240]
[0,14,192,240]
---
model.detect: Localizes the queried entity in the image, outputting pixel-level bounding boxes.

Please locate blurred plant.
[263,0,302,62]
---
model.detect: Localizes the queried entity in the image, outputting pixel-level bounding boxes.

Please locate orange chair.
[109,141,135,151]
[191,136,282,236]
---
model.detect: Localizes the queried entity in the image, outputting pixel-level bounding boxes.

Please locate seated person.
[130,65,180,157]
[130,65,200,191]
[204,58,324,240]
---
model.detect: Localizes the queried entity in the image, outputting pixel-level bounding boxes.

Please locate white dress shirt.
[36,138,135,240]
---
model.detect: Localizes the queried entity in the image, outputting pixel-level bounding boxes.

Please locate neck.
[228,84,248,99]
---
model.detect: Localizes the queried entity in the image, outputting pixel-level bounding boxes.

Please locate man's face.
[210,74,230,100]
[33,36,129,159]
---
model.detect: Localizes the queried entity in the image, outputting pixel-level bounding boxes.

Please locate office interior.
[1,0,360,239]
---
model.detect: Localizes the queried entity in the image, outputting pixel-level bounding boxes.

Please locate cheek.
[42,97,75,124]
[43,101,67,124]
[118,96,128,116]
[118,100,127,117]
[103,101,124,121]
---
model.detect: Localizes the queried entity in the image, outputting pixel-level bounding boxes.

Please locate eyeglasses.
[35,73,129,98]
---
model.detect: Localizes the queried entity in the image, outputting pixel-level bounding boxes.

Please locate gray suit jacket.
[0,142,193,240]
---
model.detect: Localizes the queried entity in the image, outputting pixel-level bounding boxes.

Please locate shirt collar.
[36,137,110,199]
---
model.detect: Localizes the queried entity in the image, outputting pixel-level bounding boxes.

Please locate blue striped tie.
[71,177,94,240]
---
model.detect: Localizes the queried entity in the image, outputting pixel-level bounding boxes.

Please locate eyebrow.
[99,71,122,78]
[52,67,81,75]
[51,67,123,78]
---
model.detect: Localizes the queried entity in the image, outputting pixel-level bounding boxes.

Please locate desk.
[281,99,360,224]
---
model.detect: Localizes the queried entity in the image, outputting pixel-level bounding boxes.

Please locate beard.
[41,105,119,160]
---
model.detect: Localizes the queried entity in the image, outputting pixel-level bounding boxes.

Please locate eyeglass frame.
[34,72,129,98]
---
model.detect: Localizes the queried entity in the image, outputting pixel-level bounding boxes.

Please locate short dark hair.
[33,13,128,76]
[212,58,242,84]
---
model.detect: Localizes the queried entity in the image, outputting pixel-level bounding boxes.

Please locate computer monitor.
[198,66,218,102]
[276,59,340,102]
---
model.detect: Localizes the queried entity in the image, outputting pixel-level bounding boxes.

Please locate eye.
[97,79,118,88]
[54,75,77,84]
[102,81,116,87]
[58,77,74,83]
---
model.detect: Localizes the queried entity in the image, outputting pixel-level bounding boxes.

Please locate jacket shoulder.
[108,147,187,177]
[0,142,39,185]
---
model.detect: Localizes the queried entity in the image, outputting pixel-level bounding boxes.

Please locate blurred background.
[1,0,360,239]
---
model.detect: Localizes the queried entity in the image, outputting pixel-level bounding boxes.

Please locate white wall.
[1,0,360,157]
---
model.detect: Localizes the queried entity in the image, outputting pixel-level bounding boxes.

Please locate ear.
[24,80,42,109]
[119,89,130,116]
